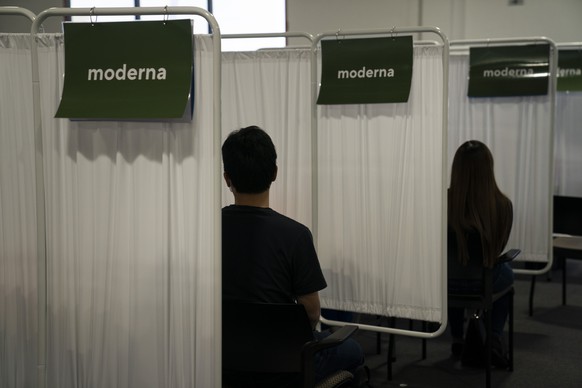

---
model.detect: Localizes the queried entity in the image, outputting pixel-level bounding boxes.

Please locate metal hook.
[335,29,344,44]
[390,26,397,39]
[163,5,169,24]
[89,7,96,26]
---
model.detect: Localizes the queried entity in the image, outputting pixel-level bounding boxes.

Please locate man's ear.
[272,166,278,182]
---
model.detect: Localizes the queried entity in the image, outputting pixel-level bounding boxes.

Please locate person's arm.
[297,291,321,330]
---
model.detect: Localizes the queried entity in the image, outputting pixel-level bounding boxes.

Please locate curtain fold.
[317,46,446,323]
[448,51,552,263]
[221,49,313,227]
[31,34,217,388]
[0,33,38,388]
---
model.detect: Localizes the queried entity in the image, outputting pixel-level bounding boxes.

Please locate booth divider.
[29,7,222,388]
[221,31,316,231]
[450,37,557,277]
[0,7,37,388]
[554,42,582,198]
[312,27,449,339]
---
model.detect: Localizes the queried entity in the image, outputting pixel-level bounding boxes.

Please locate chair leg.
[485,310,492,388]
[409,319,427,359]
[387,316,396,381]
[529,275,536,316]
[376,315,383,354]
[422,321,427,360]
[387,333,395,381]
[562,256,567,305]
[509,290,514,372]
[376,332,382,355]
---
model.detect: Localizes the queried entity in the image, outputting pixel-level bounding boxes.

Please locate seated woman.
[447,140,514,368]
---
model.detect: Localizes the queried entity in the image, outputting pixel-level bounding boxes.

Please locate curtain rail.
[222,31,314,41]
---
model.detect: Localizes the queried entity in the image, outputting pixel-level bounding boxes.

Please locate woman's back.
[447,140,515,367]
[448,141,513,269]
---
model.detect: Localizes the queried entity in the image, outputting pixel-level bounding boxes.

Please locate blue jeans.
[449,262,514,338]
[313,330,365,382]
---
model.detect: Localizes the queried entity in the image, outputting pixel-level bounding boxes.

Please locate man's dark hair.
[222,125,277,194]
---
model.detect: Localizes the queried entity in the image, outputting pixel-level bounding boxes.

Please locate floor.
[348,261,582,387]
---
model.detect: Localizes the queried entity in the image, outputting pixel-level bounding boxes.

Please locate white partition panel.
[555,43,582,198]
[449,38,556,274]
[555,92,582,197]
[0,9,37,388]
[33,32,218,388]
[0,32,38,388]
[316,33,448,328]
[221,47,313,227]
[28,6,222,387]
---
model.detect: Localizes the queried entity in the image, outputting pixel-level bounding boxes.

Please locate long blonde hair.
[448,140,513,268]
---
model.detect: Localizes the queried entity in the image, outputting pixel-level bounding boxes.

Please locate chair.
[222,301,359,388]
[529,195,582,315]
[382,317,430,381]
[448,249,520,388]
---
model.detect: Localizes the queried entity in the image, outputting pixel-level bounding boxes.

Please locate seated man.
[222,125,365,385]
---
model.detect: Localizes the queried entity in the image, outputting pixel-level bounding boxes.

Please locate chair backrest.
[447,226,488,283]
[554,195,582,236]
[222,301,314,374]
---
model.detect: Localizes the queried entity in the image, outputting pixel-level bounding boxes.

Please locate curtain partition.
[221,30,449,335]
[6,6,223,388]
[32,33,217,388]
[449,38,557,275]
[221,32,315,227]
[314,29,449,331]
[554,43,582,198]
[555,92,582,197]
[0,32,38,388]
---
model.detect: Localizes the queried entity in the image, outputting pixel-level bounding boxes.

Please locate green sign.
[468,44,550,97]
[56,20,194,120]
[557,49,582,92]
[316,36,413,104]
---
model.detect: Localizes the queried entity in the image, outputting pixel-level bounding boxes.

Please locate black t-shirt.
[222,205,327,303]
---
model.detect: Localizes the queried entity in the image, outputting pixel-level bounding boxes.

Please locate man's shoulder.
[223,205,308,228]
[268,209,312,234]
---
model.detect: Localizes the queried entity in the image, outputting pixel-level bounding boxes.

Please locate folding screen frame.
[222,31,314,44]
[30,7,222,387]
[450,37,557,277]
[0,6,35,22]
[557,42,582,49]
[311,27,450,339]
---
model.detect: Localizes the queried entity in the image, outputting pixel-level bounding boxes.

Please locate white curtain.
[31,34,217,388]
[0,33,38,388]
[221,49,313,227]
[555,92,582,197]
[317,45,446,323]
[448,51,553,263]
